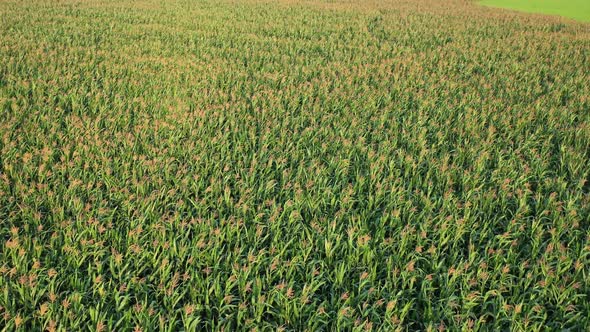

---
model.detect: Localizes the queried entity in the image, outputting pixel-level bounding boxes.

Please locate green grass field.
[1,0,589,331]
[480,0,590,22]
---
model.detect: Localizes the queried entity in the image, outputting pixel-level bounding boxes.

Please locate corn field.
[0,0,589,330]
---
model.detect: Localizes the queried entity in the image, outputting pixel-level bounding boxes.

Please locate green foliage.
[479,0,590,23]
[0,0,589,331]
